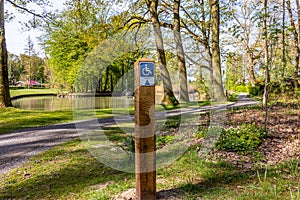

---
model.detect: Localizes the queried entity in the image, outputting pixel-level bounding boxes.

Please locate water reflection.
[12,96,135,111]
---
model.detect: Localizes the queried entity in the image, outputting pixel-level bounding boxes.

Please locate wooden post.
[134,58,156,200]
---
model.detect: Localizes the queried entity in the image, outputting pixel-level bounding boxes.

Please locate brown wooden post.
[134,58,156,200]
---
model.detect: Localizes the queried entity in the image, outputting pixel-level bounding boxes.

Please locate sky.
[5,0,65,56]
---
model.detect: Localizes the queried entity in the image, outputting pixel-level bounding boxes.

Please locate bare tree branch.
[6,0,52,22]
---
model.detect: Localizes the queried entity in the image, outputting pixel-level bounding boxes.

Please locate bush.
[215,124,267,153]
[156,135,175,149]
[248,86,264,96]
[225,84,248,93]
[235,85,248,93]
[227,93,238,102]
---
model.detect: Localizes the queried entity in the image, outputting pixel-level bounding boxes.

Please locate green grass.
[0,99,210,135]
[0,139,135,200]
[3,93,299,198]
[0,136,299,199]
[228,93,239,102]
[0,107,299,199]
[159,100,211,110]
[0,107,114,134]
[10,88,62,98]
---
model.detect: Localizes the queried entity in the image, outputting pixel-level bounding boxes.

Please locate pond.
[12,96,135,111]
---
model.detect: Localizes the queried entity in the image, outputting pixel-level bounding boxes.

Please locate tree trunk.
[296,0,300,90]
[287,0,300,91]
[282,0,286,78]
[145,0,179,106]
[248,52,256,85]
[104,68,109,92]
[173,0,189,102]
[262,0,269,132]
[210,0,225,102]
[121,64,125,91]
[110,72,113,92]
[0,0,12,108]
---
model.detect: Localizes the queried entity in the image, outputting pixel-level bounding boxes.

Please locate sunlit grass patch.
[0,139,135,199]
[0,135,300,199]
[10,88,61,98]
[0,108,113,134]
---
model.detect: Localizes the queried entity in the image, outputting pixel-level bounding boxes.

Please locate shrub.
[235,85,248,93]
[215,124,267,153]
[248,86,265,96]
[156,135,175,149]
[227,93,238,102]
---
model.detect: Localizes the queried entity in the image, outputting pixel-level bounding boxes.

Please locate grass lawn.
[3,92,298,199]
[0,137,299,199]
[0,107,114,134]
[1,103,299,199]
[10,88,62,98]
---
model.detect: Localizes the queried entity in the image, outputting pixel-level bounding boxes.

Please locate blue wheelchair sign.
[140,62,155,86]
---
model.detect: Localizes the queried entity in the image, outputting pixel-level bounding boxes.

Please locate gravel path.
[0,118,117,175]
[0,95,258,176]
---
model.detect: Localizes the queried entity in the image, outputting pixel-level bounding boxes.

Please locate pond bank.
[11,93,57,100]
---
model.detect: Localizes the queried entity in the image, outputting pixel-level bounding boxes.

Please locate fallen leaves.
[210,105,300,170]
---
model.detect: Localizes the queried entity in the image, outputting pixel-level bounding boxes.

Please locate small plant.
[227,93,239,102]
[248,169,279,199]
[252,151,266,162]
[120,134,176,156]
[286,160,300,177]
[156,135,175,149]
[195,129,208,139]
[215,124,267,153]
[119,135,135,160]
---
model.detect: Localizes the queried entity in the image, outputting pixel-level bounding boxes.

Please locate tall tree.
[181,0,213,80]
[173,0,189,102]
[144,0,179,105]
[225,52,245,89]
[24,36,34,88]
[262,0,270,131]
[287,0,300,91]
[282,0,287,77]
[180,0,228,100]
[230,0,263,85]
[0,0,11,108]
[0,0,52,108]
[8,53,22,84]
[210,0,225,101]
[128,0,188,103]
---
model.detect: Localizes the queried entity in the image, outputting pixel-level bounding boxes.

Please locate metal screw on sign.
[134,58,156,200]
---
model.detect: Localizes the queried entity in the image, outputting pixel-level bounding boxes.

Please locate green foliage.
[119,134,175,157]
[8,53,47,85]
[121,135,135,154]
[227,93,238,102]
[195,74,210,100]
[215,124,267,153]
[75,47,144,93]
[248,81,264,96]
[235,85,248,93]
[195,129,208,139]
[156,135,175,149]
[42,0,128,90]
[0,124,300,199]
[225,52,246,91]
[248,86,260,96]
[269,78,298,95]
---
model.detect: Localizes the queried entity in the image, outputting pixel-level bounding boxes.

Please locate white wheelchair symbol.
[142,65,152,76]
